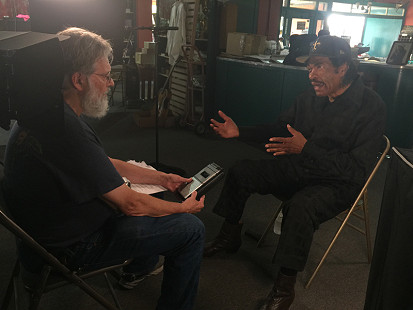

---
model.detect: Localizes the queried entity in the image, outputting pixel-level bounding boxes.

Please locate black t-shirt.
[3,103,124,248]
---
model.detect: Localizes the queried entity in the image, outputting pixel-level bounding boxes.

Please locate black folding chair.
[0,161,132,310]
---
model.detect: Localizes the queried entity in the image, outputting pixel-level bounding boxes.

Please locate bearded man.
[3,27,205,310]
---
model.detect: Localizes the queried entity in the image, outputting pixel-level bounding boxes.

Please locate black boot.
[203,221,243,257]
[260,272,296,310]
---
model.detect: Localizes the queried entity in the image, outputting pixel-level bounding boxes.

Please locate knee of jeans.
[188,214,205,235]
[179,214,205,241]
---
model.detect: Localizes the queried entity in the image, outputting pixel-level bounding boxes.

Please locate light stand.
[133,11,184,175]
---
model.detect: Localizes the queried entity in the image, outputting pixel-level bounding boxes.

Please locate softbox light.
[0,31,67,132]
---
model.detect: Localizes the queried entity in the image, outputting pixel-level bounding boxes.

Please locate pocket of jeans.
[63,230,105,270]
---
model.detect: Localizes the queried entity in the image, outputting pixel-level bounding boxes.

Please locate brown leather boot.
[203,221,243,257]
[260,272,296,310]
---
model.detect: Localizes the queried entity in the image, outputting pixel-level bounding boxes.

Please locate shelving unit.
[157,0,203,123]
[122,0,136,64]
[110,0,137,106]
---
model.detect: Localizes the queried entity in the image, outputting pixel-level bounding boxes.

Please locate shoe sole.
[119,265,164,290]
[203,245,241,257]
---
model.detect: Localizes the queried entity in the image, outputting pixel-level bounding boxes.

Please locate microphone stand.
[133,21,185,175]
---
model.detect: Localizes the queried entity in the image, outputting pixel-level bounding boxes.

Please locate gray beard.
[81,84,109,119]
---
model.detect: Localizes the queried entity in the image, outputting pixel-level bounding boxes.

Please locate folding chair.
[253,135,390,288]
[0,162,132,310]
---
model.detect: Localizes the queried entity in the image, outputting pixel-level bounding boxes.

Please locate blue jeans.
[64,213,205,310]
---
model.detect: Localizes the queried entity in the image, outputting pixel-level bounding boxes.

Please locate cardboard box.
[219,2,238,50]
[141,47,155,54]
[257,35,266,54]
[144,41,156,50]
[135,52,155,65]
[226,32,266,56]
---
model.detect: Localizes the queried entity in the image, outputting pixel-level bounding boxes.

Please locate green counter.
[215,57,413,147]
[358,61,413,148]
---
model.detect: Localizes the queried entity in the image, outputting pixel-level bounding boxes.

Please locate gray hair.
[58,27,113,80]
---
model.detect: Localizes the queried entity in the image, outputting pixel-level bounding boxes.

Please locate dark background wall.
[29,0,126,64]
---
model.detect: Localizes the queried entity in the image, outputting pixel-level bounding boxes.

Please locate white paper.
[126,160,167,195]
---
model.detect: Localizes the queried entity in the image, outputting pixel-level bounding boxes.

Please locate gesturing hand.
[210,110,240,138]
[181,191,205,214]
[265,124,307,156]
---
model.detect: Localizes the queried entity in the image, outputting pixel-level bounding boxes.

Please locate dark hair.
[318,29,330,37]
[330,56,358,87]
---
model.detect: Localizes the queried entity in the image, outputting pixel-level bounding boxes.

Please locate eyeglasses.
[92,72,112,82]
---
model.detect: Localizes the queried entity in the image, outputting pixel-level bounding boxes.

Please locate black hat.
[296,35,351,63]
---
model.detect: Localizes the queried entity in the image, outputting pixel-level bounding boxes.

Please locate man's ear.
[338,63,349,77]
[71,72,85,91]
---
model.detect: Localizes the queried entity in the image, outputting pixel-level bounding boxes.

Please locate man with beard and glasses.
[204,36,386,310]
[3,27,205,310]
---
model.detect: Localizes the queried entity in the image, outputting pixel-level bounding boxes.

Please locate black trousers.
[213,157,359,271]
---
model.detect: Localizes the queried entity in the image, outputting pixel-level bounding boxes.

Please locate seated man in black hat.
[204,36,386,310]
[283,34,317,66]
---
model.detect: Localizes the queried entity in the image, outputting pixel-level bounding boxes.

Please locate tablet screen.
[179,178,203,199]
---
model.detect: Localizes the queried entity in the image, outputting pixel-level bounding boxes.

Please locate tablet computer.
[178,163,224,200]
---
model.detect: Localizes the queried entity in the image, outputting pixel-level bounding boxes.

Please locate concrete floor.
[0,107,389,310]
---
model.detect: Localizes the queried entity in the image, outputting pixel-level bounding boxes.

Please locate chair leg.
[29,265,52,310]
[103,272,123,310]
[362,190,373,262]
[244,202,283,247]
[12,264,20,310]
[257,203,283,248]
[1,260,20,310]
[305,206,356,289]
[61,272,120,310]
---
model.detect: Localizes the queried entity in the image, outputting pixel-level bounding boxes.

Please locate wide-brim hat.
[296,35,352,63]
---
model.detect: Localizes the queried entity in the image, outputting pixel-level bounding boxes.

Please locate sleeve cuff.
[301,140,325,160]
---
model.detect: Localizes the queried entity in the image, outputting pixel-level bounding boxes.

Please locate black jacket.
[239,76,387,188]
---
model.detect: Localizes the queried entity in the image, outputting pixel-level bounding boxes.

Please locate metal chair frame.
[0,162,131,310]
[254,135,390,289]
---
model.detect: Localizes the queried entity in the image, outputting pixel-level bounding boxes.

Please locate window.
[370,6,387,15]
[318,2,328,11]
[289,0,316,10]
[351,4,369,14]
[387,7,404,16]
[327,14,366,47]
[280,16,285,37]
[316,20,326,34]
[290,18,310,35]
[332,2,352,13]
[280,0,405,57]
[152,0,156,13]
